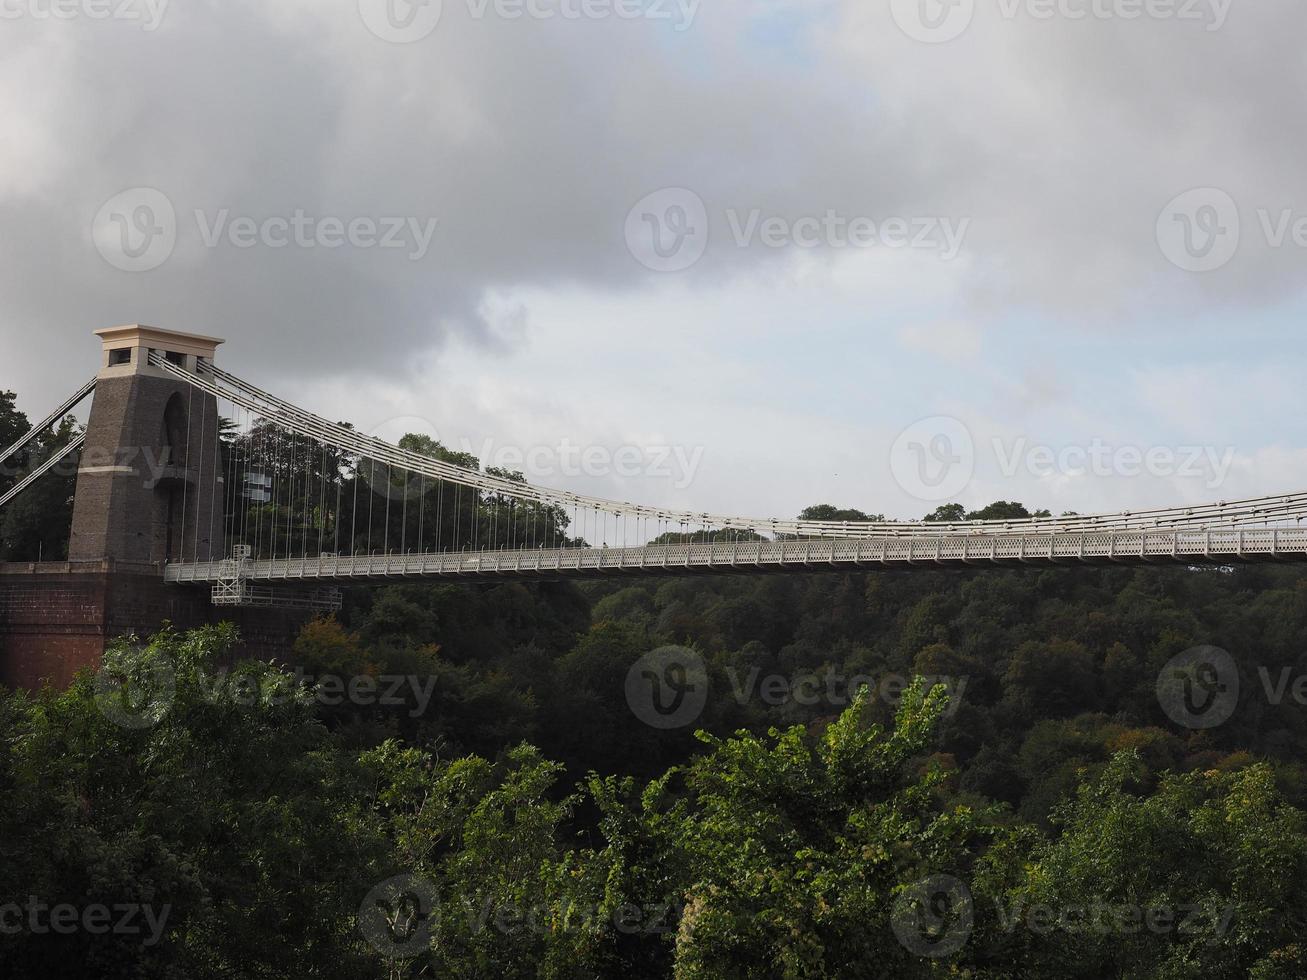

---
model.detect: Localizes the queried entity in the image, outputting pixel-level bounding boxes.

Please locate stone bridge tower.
[69,325,226,564]
[2,326,316,690]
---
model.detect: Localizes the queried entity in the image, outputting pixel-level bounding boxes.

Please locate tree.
[1000,753,1307,978]
[925,503,967,523]
[972,501,1040,525]
[0,390,29,497]
[1002,639,1098,721]
[0,625,390,977]
[0,414,81,561]
[665,681,1002,977]
[798,504,885,523]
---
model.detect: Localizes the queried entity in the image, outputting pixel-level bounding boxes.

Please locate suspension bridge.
[5,326,1307,621]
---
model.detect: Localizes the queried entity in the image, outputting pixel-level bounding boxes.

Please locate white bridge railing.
[164,526,1307,585]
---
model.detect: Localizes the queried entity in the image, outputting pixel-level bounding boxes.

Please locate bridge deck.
[162,527,1307,585]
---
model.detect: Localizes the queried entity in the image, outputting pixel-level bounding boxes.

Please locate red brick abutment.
[0,561,314,690]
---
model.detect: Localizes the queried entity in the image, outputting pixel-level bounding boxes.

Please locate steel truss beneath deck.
[211,547,342,609]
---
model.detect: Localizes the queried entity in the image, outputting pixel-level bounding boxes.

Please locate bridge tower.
[68,325,226,564]
[2,327,317,689]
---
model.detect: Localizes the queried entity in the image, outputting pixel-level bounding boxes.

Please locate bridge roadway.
[162,525,1307,586]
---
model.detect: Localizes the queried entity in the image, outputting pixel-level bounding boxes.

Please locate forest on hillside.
[4,398,1307,975]
[4,546,1307,976]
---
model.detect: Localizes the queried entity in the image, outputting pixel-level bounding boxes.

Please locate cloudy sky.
[3,0,1306,524]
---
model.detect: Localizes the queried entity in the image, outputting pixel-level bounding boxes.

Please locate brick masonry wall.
[0,562,315,690]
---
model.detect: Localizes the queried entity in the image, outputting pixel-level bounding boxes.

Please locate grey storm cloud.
[2,0,1306,405]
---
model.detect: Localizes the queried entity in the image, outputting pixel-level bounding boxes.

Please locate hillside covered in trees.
[5,527,1307,976]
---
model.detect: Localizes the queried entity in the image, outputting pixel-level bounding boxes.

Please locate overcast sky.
[3,0,1306,523]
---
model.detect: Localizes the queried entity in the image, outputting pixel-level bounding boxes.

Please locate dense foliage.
[0,390,81,561]
[3,552,1307,978]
